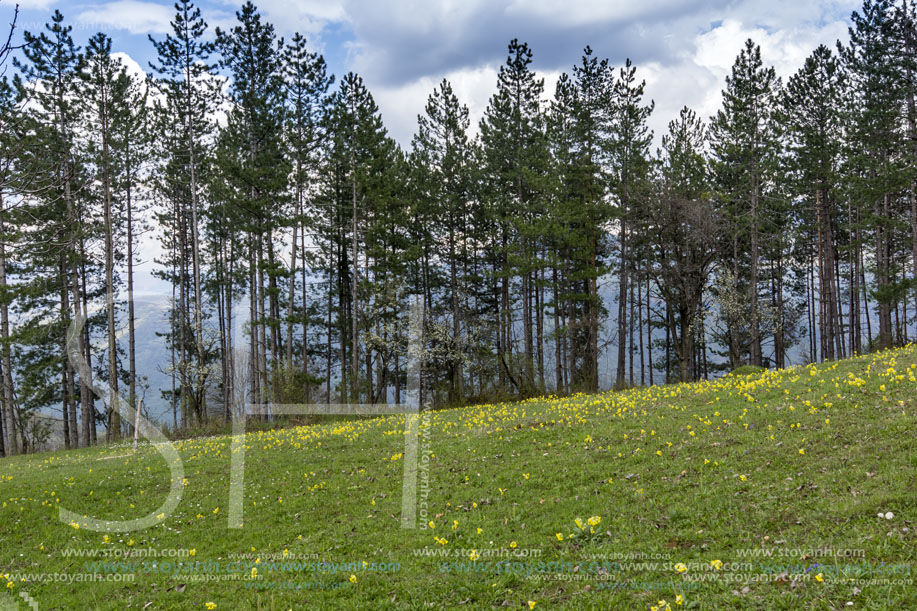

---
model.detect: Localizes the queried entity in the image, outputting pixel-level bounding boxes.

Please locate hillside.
[1,346,916,610]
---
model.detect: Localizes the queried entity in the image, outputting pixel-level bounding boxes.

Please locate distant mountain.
[125,295,177,424]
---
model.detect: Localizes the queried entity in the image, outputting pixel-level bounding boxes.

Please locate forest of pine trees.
[1,0,916,453]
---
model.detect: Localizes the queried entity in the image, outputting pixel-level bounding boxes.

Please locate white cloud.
[213,0,347,38]
[693,17,849,84]
[76,1,174,35]
[505,0,705,28]
[336,0,860,150]
[368,69,484,149]
[10,0,58,10]
[367,63,563,149]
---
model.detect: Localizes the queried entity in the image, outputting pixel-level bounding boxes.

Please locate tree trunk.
[646,276,653,386]
[186,50,206,423]
[126,143,137,438]
[0,191,16,454]
[60,261,74,450]
[749,181,762,367]
[286,217,298,382]
[615,219,627,388]
[450,229,462,403]
[102,108,121,441]
[679,306,694,383]
[876,194,893,349]
[300,206,310,403]
[638,265,645,386]
[351,166,359,403]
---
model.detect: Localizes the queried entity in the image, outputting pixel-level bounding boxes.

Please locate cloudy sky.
[8,0,861,149]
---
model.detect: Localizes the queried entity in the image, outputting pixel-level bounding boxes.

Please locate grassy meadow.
[1,346,916,609]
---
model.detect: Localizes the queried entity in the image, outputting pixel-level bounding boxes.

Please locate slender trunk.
[364,250,372,402]
[300,205,310,402]
[905,0,917,339]
[179,203,189,428]
[679,306,693,383]
[536,257,545,391]
[286,214,298,381]
[665,298,671,383]
[266,235,281,402]
[616,219,627,388]
[339,236,347,403]
[326,266,333,404]
[816,188,829,361]
[638,266,645,386]
[499,232,509,392]
[249,236,258,413]
[552,263,562,393]
[876,194,893,349]
[70,194,91,446]
[257,236,268,409]
[216,246,227,420]
[170,241,178,432]
[0,192,17,454]
[522,253,533,388]
[102,109,120,441]
[834,247,846,359]
[59,259,74,450]
[185,42,206,422]
[860,234,872,349]
[225,236,236,418]
[351,164,359,403]
[807,250,816,363]
[729,238,741,369]
[628,261,635,386]
[0,375,4,456]
[561,270,568,394]
[77,247,98,446]
[773,257,786,369]
[646,276,653,386]
[126,145,137,438]
[450,230,461,403]
[749,180,762,366]
[701,314,709,380]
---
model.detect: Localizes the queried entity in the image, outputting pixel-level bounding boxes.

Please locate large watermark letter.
[228,299,423,529]
[61,305,184,532]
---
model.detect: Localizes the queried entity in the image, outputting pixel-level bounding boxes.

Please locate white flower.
[885,512,895,520]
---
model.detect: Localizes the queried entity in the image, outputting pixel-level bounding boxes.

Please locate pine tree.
[0,9,20,455]
[317,72,395,402]
[412,79,472,403]
[480,39,550,395]
[216,1,290,410]
[151,0,219,420]
[610,57,654,386]
[545,48,617,392]
[111,65,149,438]
[81,32,132,439]
[709,39,781,368]
[782,45,847,361]
[15,11,92,446]
[841,0,910,349]
[897,0,917,330]
[280,32,332,404]
[0,74,20,455]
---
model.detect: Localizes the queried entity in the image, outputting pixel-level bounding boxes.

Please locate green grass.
[2,346,916,610]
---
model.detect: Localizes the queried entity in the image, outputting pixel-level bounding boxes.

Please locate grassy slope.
[1,346,916,610]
